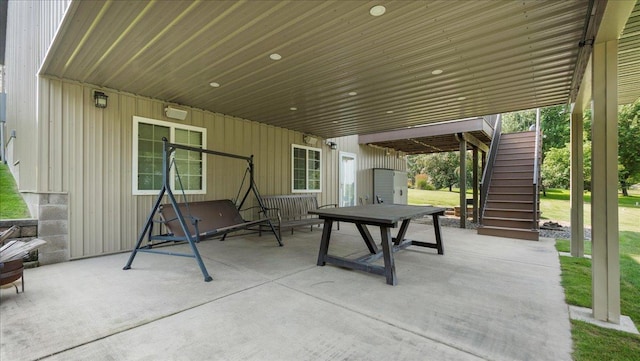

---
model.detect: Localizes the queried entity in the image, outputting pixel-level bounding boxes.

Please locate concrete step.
[477,225,539,241]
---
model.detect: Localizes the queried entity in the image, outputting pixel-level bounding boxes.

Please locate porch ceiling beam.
[460,132,489,153]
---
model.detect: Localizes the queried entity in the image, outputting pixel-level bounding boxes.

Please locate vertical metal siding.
[4,0,70,191]
[44,78,404,258]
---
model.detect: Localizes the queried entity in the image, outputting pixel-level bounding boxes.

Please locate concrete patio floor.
[1,222,572,361]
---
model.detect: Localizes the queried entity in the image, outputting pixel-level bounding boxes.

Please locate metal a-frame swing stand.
[123,138,282,282]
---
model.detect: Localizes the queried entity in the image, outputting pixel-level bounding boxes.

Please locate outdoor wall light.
[303,135,318,145]
[93,91,108,108]
[326,140,337,150]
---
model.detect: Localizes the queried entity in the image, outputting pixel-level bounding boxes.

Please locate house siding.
[5,0,405,261]
[35,78,406,260]
[4,0,71,193]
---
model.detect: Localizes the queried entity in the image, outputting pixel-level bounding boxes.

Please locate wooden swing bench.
[156,199,273,242]
[124,138,282,282]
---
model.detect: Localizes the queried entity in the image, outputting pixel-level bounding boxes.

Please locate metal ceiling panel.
[40,0,637,139]
[619,1,640,104]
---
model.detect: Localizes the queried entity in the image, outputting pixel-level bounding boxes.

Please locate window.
[292,144,322,192]
[133,116,206,195]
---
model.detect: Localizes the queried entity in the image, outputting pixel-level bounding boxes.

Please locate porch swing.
[123,137,282,282]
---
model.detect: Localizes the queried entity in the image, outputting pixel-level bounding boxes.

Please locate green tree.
[541,146,570,189]
[541,142,591,190]
[406,154,422,185]
[502,105,569,152]
[501,109,536,133]
[540,105,570,153]
[617,100,640,196]
[582,99,640,195]
[420,152,459,191]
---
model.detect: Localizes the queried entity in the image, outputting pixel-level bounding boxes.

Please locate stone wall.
[0,218,39,267]
[36,193,69,264]
[1,193,69,265]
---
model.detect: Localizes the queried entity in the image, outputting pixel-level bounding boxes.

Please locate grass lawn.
[409,187,640,232]
[0,163,30,219]
[410,187,640,360]
[556,232,640,360]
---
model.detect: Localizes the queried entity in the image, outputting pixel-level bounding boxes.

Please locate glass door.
[339,152,357,207]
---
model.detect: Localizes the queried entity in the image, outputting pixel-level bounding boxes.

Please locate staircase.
[478,131,540,241]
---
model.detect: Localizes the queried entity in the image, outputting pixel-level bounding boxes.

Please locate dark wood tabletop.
[309,204,446,226]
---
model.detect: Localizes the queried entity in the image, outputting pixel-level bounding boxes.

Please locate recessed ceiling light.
[457,96,467,101]
[332,121,339,124]
[369,5,386,16]
[290,107,297,111]
[209,82,220,87]
[431,69,443,75]
[386,110,394,114]
[270,53,282,60]
[348,91,358,96]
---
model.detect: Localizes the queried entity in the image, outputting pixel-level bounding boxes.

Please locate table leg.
[432,213,444,255]
[356,223,378,254]
[380,226,397,286]
[393,219,411,245]
[317,219,333,266]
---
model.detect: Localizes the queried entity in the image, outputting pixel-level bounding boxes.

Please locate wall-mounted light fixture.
[303,135,317,145]
[93,91,108,108]
[326,140,337,150]
[165,106,188,120]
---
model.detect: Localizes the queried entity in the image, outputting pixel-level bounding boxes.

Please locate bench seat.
[157,199,279,245]
[260,194,338,239]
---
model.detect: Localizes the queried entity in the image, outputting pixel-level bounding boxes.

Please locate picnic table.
[310,204,446,285]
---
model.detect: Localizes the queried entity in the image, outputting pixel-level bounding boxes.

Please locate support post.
[472,147,479,223]
[570,107,585,258]
[458,133,467,228]
[590,40,620,324]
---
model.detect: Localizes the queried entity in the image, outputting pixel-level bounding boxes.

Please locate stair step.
[489,185,536,193]
[490,178,535,186]
[499,140,536,147]
[482,216,536,229]
[487,192,534,201]
[496,153,535,161]
[500,131,536,139]
[483,208,538,219]
[477,226,539,241]
[493,163,533,173]
[485,200,536,210]
[493,159,537,167]
[492,173,535,180]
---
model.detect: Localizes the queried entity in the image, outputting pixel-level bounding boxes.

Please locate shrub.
[415,174,428,190]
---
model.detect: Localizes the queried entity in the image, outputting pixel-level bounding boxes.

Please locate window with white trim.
[292,144,322,192]
[133,116,207,195]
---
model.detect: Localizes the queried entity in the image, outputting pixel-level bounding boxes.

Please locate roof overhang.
[359,117,494,154]
[38,0,638,138]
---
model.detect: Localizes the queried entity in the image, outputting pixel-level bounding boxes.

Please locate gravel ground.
[414,215,592,240]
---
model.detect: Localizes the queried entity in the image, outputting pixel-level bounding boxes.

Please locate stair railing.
[479,114,502,223]
[532,109,541,230]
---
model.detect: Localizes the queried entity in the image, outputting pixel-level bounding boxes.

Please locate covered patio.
[1,223,571,361]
